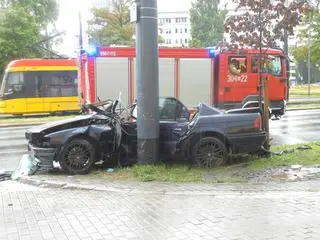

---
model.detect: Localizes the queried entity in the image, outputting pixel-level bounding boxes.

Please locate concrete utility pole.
[135,0,160,164]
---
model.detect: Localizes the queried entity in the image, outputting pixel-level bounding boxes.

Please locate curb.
[15,176,185,195]
[13,175,320,196]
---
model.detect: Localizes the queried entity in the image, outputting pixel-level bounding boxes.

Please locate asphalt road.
[0,125,28,171]
[269,109,320,145]
[1,108,320,171]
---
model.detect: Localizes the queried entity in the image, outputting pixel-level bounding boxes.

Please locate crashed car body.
[25,97,266,174]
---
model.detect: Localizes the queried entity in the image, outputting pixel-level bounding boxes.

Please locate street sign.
[130,2,137,23]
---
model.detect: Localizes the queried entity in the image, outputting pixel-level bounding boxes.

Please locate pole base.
[137,138,159,164]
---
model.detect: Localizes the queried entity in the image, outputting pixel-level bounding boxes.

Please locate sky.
[53,0,232,57]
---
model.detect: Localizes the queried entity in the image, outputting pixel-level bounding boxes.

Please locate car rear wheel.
[58,138,96,175]
[192,137,227,168]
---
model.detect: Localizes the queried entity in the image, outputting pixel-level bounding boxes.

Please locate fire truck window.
[251,57,259,73]
[269,56,283,76]
[251,56,283,76]
[228,57,247,75]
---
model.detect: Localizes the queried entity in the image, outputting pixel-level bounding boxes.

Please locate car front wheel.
[192,136,227,168]
[58,138,96,175]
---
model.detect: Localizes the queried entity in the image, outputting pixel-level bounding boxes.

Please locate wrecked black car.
[25,97,266,174]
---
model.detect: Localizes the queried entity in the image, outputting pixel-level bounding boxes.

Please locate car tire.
[58,137,96,175]
[191,136,228,168]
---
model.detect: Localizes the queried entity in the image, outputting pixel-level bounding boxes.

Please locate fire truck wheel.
[191,137,228,168]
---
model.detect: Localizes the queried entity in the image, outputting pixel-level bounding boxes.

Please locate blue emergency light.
[85,45,98,57]
[208,47,216,58]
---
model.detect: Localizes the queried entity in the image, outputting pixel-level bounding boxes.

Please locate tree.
[189,0,228,47]
[224,0,310,50]
[291,1,320,67]
[88,0,135,46]
[0,0,59,30]
[0,5,45,74]
[158,35,165,44]
[224,0,310,151]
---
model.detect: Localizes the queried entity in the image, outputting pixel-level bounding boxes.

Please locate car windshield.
[131,98,181,120]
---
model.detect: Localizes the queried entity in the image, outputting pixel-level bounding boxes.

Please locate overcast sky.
[53,0,232,56]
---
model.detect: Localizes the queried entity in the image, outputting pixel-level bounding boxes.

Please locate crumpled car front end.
[24,114,117,173]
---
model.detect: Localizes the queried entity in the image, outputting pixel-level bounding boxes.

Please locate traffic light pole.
[135,0,160,164]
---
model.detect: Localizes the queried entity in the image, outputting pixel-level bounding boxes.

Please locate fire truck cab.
[79,46,288,117]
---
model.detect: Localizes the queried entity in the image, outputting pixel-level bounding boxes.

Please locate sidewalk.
[1,177,320,240]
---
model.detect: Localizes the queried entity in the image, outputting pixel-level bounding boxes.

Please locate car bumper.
[228,131,267,154]
[28,143,57,169]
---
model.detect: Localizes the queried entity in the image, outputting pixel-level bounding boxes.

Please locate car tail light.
[254,116,262,130]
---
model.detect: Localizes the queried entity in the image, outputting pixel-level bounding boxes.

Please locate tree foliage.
[224,0,311,50]
[0,0,59,75]
[0,5,45,74]
[189,0,227,47]
[291,1,320,67]
[88,0,135,46]
[0,0,59,30]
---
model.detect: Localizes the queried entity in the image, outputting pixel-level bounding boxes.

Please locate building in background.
[92,0,112,9]
[158,11,191,47]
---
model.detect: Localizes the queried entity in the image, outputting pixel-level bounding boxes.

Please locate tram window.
[24,71,78,97]
[3,72,25,98]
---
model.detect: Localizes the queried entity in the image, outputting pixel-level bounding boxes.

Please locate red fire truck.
[79,46,288,116]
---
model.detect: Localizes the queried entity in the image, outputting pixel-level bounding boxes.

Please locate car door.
[158,97,190,155]
[121,97,190,157]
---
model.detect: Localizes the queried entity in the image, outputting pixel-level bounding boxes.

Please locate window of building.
[185,28,188,33]
[185,39,188,44]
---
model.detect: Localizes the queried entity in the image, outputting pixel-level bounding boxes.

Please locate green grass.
[248,142,320,169]
[85,142,320,184]
[290,85,320,97]
[93,164,205,183]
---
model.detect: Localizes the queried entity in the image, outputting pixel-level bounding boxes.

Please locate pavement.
[1,176,320,240]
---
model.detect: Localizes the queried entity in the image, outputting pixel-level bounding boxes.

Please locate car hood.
[26,114,105,135]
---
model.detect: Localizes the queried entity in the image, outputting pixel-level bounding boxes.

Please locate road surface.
[1,109,320,171]
[269,109,320,145]
[0,125,28,171]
